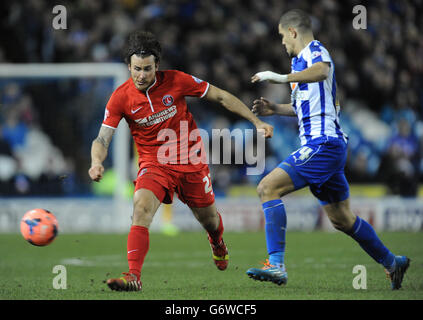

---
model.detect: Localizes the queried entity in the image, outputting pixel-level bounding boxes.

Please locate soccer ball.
[20,208,59,246]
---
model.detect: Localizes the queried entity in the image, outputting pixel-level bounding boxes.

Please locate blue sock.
[347,216,395,270]
[262,199,286,269]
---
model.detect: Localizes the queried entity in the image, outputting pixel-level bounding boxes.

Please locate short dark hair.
[279,9,312,33]
[124,31,161,64]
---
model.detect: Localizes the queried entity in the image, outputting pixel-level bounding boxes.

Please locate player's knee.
[257,179,289,201]
[133,200,154,227]
[257,180,271,200]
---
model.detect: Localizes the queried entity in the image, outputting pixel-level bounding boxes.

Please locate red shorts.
[133,164,215,208]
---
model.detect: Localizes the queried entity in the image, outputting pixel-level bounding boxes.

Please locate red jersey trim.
[145,76,157,112]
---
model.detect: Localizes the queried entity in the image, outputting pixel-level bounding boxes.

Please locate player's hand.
[252,97,276,116]
[251,71,288,83]
[255,121,273,139]
[88,164,104,182]
[251,73,263,83]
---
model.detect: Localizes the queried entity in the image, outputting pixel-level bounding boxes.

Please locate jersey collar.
[296,40,319,58]
[145,71,164,91]
[130,73,159,95]
[147,75,157,91]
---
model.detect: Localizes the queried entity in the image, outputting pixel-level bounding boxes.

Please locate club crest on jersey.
[162,95,174,107]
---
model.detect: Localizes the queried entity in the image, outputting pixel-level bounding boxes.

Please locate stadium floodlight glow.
[0,63,130,201]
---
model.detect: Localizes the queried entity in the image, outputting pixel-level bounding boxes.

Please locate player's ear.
[127,63,131,71]
[288,27,297,39]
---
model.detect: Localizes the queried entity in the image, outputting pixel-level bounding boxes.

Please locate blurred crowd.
[0,0,422,197]
[0,81,76,195]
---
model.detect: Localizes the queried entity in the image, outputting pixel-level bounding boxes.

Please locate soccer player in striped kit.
[246,9,410,290]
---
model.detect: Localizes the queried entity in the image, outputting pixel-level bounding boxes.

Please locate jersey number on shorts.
[292,146,313,162]
[202,174,213,194]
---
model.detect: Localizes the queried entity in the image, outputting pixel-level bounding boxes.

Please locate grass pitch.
[0,231,422,300]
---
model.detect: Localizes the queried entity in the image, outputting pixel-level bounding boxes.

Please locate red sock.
[127,225,149,280]
[208,212,224,243]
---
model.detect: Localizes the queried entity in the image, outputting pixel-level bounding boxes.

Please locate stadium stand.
[0,0,421,197]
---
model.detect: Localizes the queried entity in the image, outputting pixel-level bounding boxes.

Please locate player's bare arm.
[88,125,115,182]
[204,84,273,138]
[252,97,296,117]
[252,62,330,84]
[287,62,330,83]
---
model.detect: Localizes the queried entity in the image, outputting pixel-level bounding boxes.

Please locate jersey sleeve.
[102,91,124,129]
[176,71,210,98]
[307,41,332,66]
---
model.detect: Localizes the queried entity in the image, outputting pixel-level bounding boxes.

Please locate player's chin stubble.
[286,48,294,59]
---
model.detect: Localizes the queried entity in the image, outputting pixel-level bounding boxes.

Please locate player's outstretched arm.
[252,62,330,84]
[252,97,296,117]
[205,85,273,138]
[88,126,114,182]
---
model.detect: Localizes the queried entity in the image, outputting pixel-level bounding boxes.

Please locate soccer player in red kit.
[88,31,273,291]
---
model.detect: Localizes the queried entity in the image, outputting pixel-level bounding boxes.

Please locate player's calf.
[191,207,229,270]
[207,212,229,270]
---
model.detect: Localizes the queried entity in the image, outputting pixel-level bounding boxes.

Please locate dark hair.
[279,9,312,33]
[124,31,162,64]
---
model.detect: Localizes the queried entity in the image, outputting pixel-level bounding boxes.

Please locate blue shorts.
[278,136,349,205]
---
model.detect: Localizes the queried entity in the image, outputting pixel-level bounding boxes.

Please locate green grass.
[0,231,422,300]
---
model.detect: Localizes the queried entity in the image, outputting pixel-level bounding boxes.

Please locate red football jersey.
[102,70,209,172]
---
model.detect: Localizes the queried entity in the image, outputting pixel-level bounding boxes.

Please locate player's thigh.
[322,198,356,232]
[132,188,162,227]
[134,167,175,204]
[257,167,296,200]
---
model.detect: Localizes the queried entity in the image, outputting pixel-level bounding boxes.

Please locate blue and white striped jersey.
[290,40,347,145]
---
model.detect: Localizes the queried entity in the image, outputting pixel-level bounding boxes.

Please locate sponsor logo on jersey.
[135,105,177,127]
[291,90,310,101]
